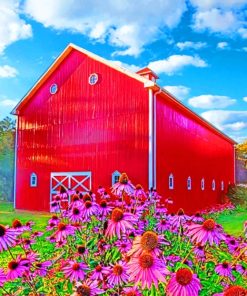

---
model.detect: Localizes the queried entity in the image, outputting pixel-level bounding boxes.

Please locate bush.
[227,184,247,209]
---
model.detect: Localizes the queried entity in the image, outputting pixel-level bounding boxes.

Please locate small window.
[201,178,205,191]
[30,173,37,187]
[50,83,58,94]
[112,170,121,185]
[89,73,98,85]
[187,176,192,190]
[221,181,224,191]
[169,173,174,190]
[212,179,216,191]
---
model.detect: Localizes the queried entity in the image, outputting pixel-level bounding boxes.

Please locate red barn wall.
[156,93,234,214]
[16,50,149,211]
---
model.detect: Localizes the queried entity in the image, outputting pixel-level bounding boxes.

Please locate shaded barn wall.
[236,159,247,184]
[156,94,234,214]
[16,50,149,211]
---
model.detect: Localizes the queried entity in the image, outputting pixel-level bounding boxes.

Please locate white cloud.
[190,0,247,10]
[0,99,18,107]
[148,55,207,75]
[24,0,187,57]
[217,41,229,49]
[109,60,139,72]
[0,65,18,78]
[238,27,247,38]
[243,97,247,102]
[224,121,247,131]
[176,41,207,50]
[164,85,190,100]
[189,94,236,109]
[0,0,32,54]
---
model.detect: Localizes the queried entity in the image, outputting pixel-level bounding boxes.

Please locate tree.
[236,140,247,168]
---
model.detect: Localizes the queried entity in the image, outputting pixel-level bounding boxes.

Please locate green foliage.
[227,184,247,209]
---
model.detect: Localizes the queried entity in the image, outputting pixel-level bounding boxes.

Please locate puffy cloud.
[217,41,229,49]
[176,41,207,50]
[148,55,207,75]
[189,94,236,109]
[238,27,247,38]
[201,110,247,132]
[0,0,32,54]
[190,0,247,10]
[164,85,190,100]
[24,0,187,56]
[243,97,247,102]
[0,99,18,107]
[109,60,139,72]
[0,65,18,78]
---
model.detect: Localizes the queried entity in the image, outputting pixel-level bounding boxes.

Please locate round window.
[88,73,98,85]
[50,83,58,94]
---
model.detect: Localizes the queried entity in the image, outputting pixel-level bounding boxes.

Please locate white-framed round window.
[50,83,58,94]
[88,73,98,85]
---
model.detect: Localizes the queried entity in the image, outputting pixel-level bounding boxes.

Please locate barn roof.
[11,43,236,144]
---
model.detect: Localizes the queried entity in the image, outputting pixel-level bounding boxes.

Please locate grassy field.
[0,201,246,236]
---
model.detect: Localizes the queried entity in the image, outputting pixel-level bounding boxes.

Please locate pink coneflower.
[105,208,136,239]
[6,256,29,280]
[62,261,88,282]
[111,173,135,197]
[97,186,105,196]
[48,215,60,225]
[166,268,201,296]
[81,201,99,220]
[213,285,247,296]
[133,184,147,201]
[215,262,232,278]
[22,238,35,249]
[170,208,190,229]
[0,224,17,252]
[54,223,75,242]
[156,218,171,233]
[34,261,52,277]
[108,261,129,287]
[191,212,204,223]
[72,279,104,296]
[186,219,225,246]
[115,240,132,253]
[50,200,60,212]
[90,264,110,281]
[193,245,205,259]
[68,206,84,223]
[76,245,89,257]
[128,231,169,257]
[122,286,142,296]
[98,200,112,218]
[226,237,239,253]
[12,219,30,234]
[0,268,6,287]
[128,252,169,289]
[234,264,247,276]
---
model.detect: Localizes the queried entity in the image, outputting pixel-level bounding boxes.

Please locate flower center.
[85,201,92,209]
[161,219,167,225]
[73,208,80,215]
[177,208,185,216]
[95,265,102,272]
[77,285,91,296]
[0,225,6,237]
[113,265,123,275]
[222,262,229,269]
[36,263,42,268]
[139,253,154,268]
[140,231,158,251]
[72,263,80,271]
[51,202,58,207]
[83,194,91,202]
[202,219,216,231]
[125,292,138,296]
[12,219,22,228]
[135,184,143,190]
[119,173,129,184]
[58,223,66,231]
[111,208,124,222]
[100,200,107,208]
[72,194,79,202]
[224,286,247,296]
[52,215,58,220]
[176,268,193,286]
[230,240,236,245]
[77,246,86,254]
[55,195,61,201]
[8,261,19,270]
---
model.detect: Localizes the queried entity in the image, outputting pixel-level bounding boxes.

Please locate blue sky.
[0,0,247,142]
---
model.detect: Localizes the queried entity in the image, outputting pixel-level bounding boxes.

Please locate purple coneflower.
[234,264,247,276]
[62,261,88,282]
[105,208,136,239]
[50,200,60,213]
[170,208,190,229]
[0,224,17,252]
[128,231,168,257]
[166,268,201,296]
[97,186,105,196]
[191,212,204,223]
[213,285,247,296]
[68,206,84,223]
[108,261,129,287]
[133,184,147,201]
[215,262,232,277]
[115,240,132,253]
[72,280,104,296]
[193,245,205,259]
[98,200,112,218]
[6,256,30,280]
[0,268,6,287]
[156,218,171,233]
[54,223,75,242]
[81,201,98,220]
[34,261,52,277]
[12,219,30,234]
[122,286,142,296]
[111,173,135,197]
[186,219,225,246]
[90,264,110,281]
[22,238,35,249]
[226,237,239,254]
[128,252,169,289]
[76,245,89,257]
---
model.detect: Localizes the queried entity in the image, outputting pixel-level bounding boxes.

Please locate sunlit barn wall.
[16,50,149,211]
[156,93,235,213]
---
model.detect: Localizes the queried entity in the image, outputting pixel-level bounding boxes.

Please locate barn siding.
[16,50,149,211]
[156,94,235,214]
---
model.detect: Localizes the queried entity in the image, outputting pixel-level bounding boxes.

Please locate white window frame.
[50,83,58,94]
[221,181,224,191]
[201,178,205,191]
[169,173,174,190]
[212,179,216,191]
[112,170,121,185]
[88,73,98,85]
[187,176,192,190]
[30,173,37,187]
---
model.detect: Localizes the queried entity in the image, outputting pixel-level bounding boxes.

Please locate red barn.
[12,43,235,213]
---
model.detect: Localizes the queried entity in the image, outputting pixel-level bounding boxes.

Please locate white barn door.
[50,171,92,201]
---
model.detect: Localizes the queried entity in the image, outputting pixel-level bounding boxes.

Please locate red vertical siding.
[156,94,234,214]
[16,50,149,211]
